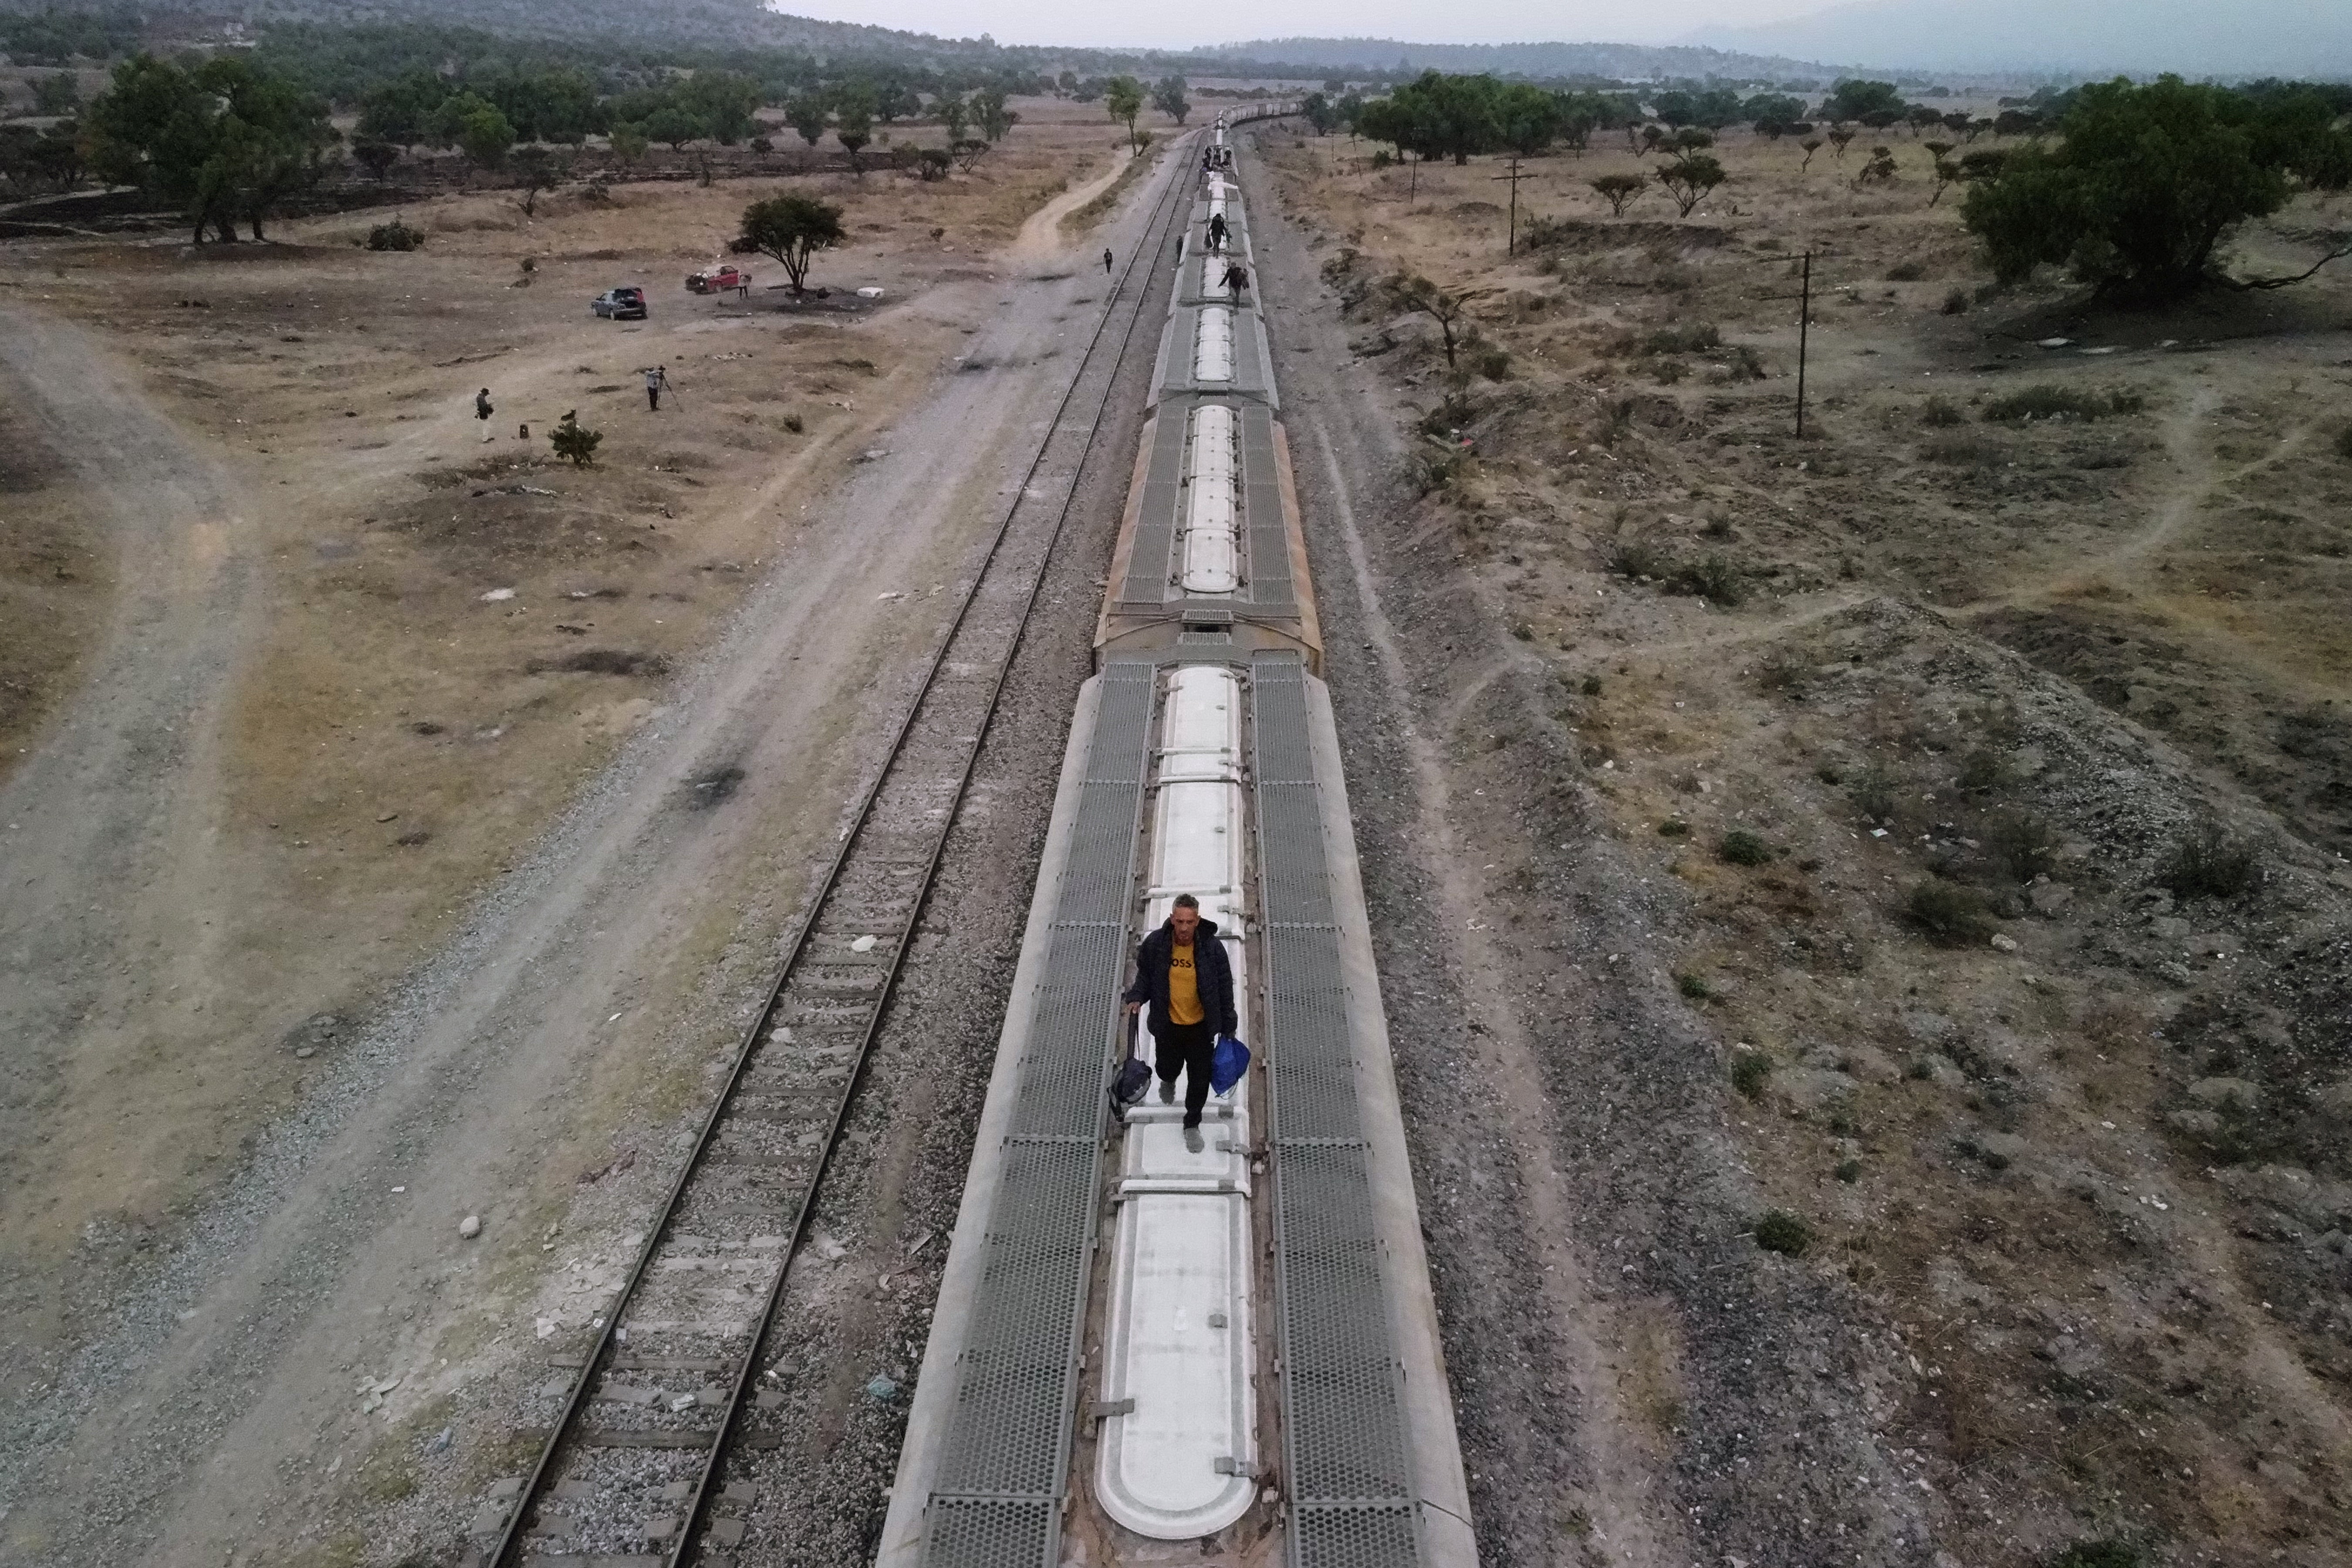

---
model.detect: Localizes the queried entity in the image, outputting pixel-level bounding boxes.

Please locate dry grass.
[1267,114,2352,1567]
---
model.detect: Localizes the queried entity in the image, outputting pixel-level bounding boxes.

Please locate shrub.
[366,220,424,252]
[1754,1209,1811,1255]
[1643,322,1721,354]
[1956,746,2008,789]
[1730,1051,1771,1098]
[1580,674,1603,696]
[1668,553,1745,605]
[548,411,602,467]
[781,413,804,433]
[2155,819,2260,900]
[1676,972,1713,999]
[1908,879,1994,945]
[1607,537,1668,579]
[1658,818,1691,837]
[1477,347,1511,380]
[1941,287,1969,314]
[1848,762,1898,823]
[1982,384,2146,422]
[1905,1057,1936,1081]
[1921,432,2003,464]
[1653,358,1686,385]
[2047,1542,2138,1568]
[2335,426,2352,461]
[1921,395,1966,427]
[1886,259,1926,280]
[1987,811,2059,882]
[1719,828,1772,865]
[1835,1157,1863,1182]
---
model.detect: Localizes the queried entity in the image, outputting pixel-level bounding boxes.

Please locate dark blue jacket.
[1122,917,1238,1039]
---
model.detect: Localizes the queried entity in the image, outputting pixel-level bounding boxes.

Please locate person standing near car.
[644,365,668,412]
[1121,893,1237,1151]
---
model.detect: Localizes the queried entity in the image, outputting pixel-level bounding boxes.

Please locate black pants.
[1154,1020,1215,1125]
[647,387,660,411]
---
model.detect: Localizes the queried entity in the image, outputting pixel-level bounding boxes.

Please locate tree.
[833,79,877,166]
[1491,82,1557,157]
[356,72,439,151]
[1800,136,1825,171]
[739,193,845,294]
[1908,105,1946,137]
[1745,92,1805,132]
[1301,92,1335,135]
[84,53,339,243]
[30,73,77,115]
[1961,74,2342,302]
[952,139,990,173]
[787,93,827,148]
[457,103,516,174]
[682,71,763,146]
[1655,151,1726,217]
[1591,172,1646,216]
[1151,74,1190,125]
[353,137,399,183]
[1827,126,1857,161]
[643,103,700,151]
[1105,75,1144,151]
[1826,78,1905,124]
[1396,70,1497,164]
[1853,144,1899,187]
[939,92,969,144]
[971,86,1016,142]
[1384,272,1470,368]
[608,122,649,167]
[510,144,564,216]
[549,411,602,467]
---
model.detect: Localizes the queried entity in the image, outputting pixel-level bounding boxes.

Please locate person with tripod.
[644,365,670,412]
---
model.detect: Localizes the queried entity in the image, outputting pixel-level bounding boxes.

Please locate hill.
[1685,0,2352,79]
[1197,35,1832,83]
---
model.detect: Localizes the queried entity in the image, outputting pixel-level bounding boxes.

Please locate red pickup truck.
[686,266,747,294]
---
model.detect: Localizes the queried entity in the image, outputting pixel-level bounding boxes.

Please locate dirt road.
[0,144,1191,1565]
[0,308,256,1264]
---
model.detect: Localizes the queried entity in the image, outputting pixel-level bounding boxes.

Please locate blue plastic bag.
[1209,1033,1250,1096]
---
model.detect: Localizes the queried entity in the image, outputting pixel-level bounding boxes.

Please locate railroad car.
[886,110,1474,1568]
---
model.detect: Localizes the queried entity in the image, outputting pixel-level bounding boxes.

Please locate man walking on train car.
[1121,893,1237,1152]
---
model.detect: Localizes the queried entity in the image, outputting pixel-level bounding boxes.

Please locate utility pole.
[1795,248,1812,439]
[1490,154,1529,254]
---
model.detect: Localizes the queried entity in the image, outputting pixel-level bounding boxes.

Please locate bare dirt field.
[0,99,1179,1565]
[1246,118,2352,1568]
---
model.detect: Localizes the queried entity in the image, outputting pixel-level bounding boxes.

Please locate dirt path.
[0,159,1189,1563]
[1011,149,1125,262]
[0,308,257,1233]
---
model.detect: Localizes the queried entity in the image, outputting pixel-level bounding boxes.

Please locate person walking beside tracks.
[1121,893,1237,1151]
[644,364,669,412]
[1103,247,1114,275]
[475,386,494,442]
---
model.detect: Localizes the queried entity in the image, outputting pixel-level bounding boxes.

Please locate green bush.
[2155,819,2260,900]
[365,220,424,251]
[1941,287,1969,314]
[1921,395,1966,427]
[1907,879,1994,946]
[1835,1157,1863,1182]
[1982,384,2146,422]
[1676,972,1712,999]
[1580,674,1603,696]
[1657,818,1691,838]
[1754,1209,1811,1255]
[1730,1051,1771,1098]
[1886,259,1926,281]
[1719,828,1772,865]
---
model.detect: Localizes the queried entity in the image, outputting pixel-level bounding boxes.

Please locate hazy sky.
[768,0,1832,51]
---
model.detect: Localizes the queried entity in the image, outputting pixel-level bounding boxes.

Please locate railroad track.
[481,139,1199,1568]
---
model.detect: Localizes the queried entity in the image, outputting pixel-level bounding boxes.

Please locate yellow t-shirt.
[1168,938,1205,1026]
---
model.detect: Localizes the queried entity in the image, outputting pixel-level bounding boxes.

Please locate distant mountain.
[1199,36,1830,83]
[1684,0,2352,79]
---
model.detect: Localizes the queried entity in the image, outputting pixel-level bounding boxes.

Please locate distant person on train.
[1206,212,1227,251]
[1121,893,1238,1152]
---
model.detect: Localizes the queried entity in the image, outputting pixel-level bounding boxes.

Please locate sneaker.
[1183,1125,1204,1154]
[1157,1078,1176,1105]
